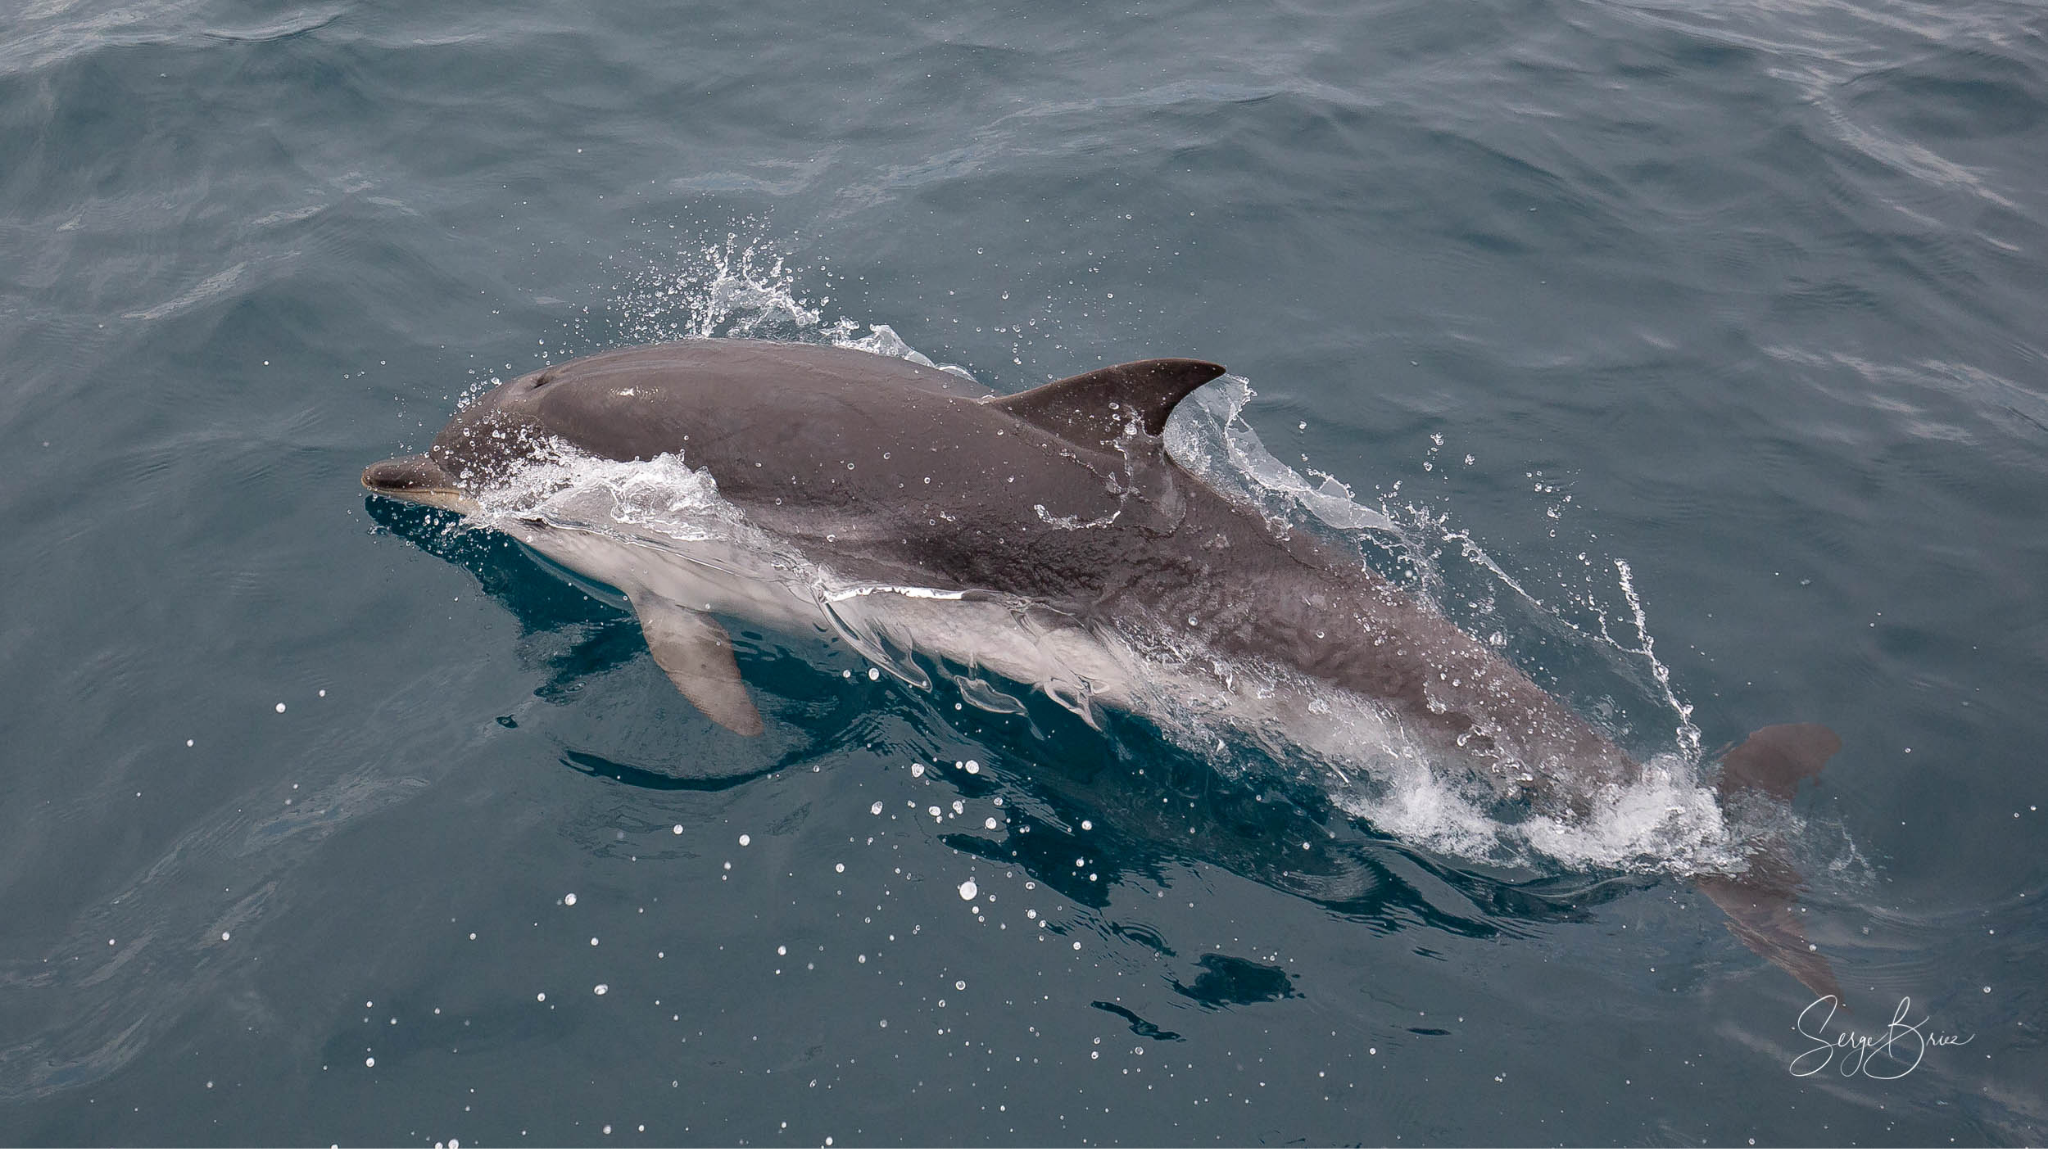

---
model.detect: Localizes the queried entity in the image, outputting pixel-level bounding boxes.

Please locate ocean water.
[2,0,2045,1144]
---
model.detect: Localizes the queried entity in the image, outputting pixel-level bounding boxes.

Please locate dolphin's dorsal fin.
[627,590,765,736]
[988,359,1227,450]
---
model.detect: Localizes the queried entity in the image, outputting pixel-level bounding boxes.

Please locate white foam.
[1515,754,1741,872]
[474,445,738,544]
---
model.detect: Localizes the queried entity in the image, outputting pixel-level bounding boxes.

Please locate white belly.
[507,520,1141,714]
[501,519,1410,773]
[510,520,822,634]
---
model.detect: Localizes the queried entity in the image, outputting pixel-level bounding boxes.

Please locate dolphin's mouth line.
[368,487,479,514]
[360,477,476,513]
[361,453,480,514]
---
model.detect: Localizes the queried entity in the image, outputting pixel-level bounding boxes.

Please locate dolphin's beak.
[362,454,475,513]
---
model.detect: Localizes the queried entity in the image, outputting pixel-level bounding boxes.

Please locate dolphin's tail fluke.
[1697,724,1845,1001]
[1714,723,1840,802]
[1697,853,1845,1001]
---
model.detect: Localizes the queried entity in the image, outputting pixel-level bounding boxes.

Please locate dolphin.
[364,338,1843,998]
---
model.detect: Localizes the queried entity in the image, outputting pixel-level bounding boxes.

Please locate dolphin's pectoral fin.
[989,358,1227,450]
[1703,723,1846,1001]
[1698,860,1844,1003]
[626,590,765,736]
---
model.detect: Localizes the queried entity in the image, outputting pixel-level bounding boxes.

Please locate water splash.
[1611,558,1702,761]
[1164,376,1399,536]
[606,229,976,382]
[613,233,822,344]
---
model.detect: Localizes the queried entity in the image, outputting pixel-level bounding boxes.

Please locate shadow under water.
[366,495,1655,957]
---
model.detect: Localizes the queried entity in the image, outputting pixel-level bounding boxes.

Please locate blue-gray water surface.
[3,0,2045,1144]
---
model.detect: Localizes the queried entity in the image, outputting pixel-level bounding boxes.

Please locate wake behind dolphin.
[364,337,1843,998]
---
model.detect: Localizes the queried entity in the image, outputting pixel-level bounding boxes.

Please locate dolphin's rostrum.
[365,338,1843,999]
